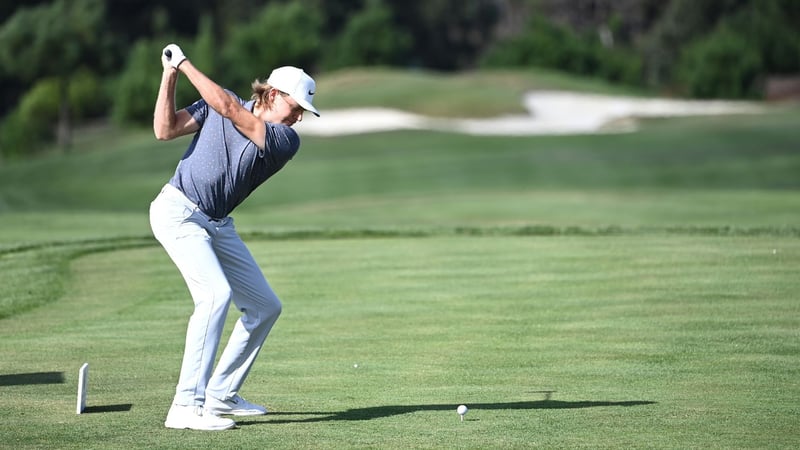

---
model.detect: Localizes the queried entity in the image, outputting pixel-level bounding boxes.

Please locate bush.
[481,16,642,87]
[482,17,581,70]
[726,0,800,74]
[0,68,110,158]
[0,109,43,158]
[13,70,109,123]
[192,15,218,81]
[112,38,201,126]
[68,68,110,120]
[641,0,799,94]
[595,47,643,86]
[676,26,762,99]
[16,78,61,124]
[112,40,162,126]
[0,78,60,158]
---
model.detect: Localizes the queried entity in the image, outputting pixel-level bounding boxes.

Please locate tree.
[221,1,323,92]
[639,0,749,87]
[677,25,762,98]
[640,0,800,96]
[388,0,501,70]
[533,0,667,47]
[325,0,412,70]
[0,0,107,150]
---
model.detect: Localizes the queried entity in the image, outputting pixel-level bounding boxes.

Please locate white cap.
[267,66,320,117]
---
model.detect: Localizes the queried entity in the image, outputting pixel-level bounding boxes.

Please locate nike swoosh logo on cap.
[308,90,315,96]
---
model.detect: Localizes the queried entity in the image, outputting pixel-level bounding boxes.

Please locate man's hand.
[162,44,187,70]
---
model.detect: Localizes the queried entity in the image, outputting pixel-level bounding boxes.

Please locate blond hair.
[251,78,279,108]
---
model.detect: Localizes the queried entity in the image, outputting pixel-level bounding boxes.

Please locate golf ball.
[457,405,468,416]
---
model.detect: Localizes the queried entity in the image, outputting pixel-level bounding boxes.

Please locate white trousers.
[150,184,282,406]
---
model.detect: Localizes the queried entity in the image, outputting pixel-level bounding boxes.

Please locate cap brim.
[295,98,319,117]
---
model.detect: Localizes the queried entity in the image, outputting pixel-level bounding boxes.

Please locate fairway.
[1,235,798,448]
[0,68,799,448]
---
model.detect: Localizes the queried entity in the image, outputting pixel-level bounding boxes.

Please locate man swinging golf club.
[151,43,319,431]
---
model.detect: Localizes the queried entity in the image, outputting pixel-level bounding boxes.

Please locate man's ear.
[266,88,280,108]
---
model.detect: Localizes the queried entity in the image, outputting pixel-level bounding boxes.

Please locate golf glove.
[162,44,186,69]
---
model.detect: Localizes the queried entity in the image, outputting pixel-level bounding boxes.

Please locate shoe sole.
[164,420,236,431]
[206,408,267,417]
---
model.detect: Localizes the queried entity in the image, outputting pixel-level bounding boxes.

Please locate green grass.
[316,67,653,116]
[1,236,798,448]
[0,68,798,448]
[2,109,798,231]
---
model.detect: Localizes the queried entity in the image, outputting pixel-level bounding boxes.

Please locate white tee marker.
[76,363,89,414]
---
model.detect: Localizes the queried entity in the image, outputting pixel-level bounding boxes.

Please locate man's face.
[273,92,305,127]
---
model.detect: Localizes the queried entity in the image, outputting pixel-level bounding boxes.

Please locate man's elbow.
[154,127,173,141]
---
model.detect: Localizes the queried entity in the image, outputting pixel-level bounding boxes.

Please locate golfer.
[150,43,319,431]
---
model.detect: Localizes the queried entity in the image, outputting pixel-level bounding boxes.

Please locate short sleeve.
[263,123,300,162]
[185,99,209,126]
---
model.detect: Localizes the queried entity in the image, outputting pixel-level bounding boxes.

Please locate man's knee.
[262,293,282,318]
[192,281,232,311]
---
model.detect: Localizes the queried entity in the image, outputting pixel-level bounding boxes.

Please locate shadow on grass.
[0,372,64,386]
[0,372,132,414]
[240,400,656,425]
[83,404,133,413]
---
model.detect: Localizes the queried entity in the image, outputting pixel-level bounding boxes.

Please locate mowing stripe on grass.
[0,235,798,448]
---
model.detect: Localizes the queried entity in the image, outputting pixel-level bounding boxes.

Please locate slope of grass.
[315,67,653,117]
[1,108,798,215]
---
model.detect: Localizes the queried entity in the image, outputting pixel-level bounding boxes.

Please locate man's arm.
[164,44,268,149]
[153,67,198,141]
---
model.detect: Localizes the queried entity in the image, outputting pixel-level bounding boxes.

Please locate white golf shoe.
[164,404,236,431]
[205,394,268,416]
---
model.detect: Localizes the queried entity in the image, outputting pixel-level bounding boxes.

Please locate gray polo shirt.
[168,93,300,219]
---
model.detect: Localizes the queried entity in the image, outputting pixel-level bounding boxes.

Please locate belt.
[160,184,226,222]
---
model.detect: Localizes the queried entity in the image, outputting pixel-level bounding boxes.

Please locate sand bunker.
[294,91,764,137]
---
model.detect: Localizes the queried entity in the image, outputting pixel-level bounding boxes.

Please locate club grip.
[164,49,172,59]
